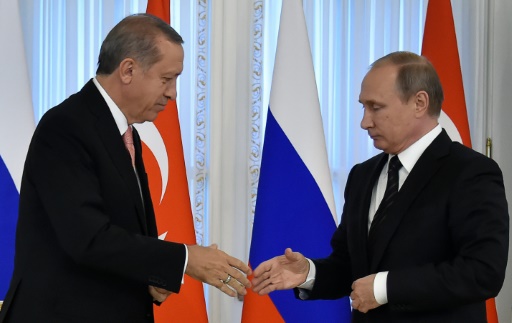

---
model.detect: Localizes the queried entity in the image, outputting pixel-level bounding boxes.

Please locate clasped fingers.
[350,274,380,313]
[149,286,172,303]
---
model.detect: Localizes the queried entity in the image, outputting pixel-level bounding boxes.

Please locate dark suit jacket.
[0,80,186,323]
[305,130,509,323]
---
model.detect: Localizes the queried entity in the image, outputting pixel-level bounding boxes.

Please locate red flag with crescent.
[422,1,497,322]
[143,1,208,322]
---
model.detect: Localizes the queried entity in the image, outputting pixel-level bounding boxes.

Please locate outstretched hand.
[251,248,309,295]
[186,244,252,297]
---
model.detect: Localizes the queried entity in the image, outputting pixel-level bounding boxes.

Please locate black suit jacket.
[305,130,509,323]
[0,80,186,323]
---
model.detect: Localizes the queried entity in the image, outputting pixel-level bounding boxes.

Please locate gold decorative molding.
[193,0,209,245]
[249,0,264,224]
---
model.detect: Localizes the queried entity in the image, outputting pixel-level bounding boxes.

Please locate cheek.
[375,113,392,128]
[146,85,162,101]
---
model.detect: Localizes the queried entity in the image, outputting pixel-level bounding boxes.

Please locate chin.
[373,143,387,153]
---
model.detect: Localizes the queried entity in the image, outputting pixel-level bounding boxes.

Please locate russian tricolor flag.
[0,0,36,301]
[242,0,351,321]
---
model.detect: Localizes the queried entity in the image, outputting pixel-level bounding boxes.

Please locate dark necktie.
[369,155,402,236]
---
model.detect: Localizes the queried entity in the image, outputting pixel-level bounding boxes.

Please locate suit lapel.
[369,130,451,272]
[352,153,388,275]
[81,80,149,235]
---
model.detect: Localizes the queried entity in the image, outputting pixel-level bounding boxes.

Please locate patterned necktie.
[369,155,402,235]
[122,126,135,167]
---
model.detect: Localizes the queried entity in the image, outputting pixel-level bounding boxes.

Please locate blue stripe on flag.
[250,110,351,322]
[0,156,19,299]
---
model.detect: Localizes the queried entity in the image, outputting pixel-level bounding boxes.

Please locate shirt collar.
[92,77,129,136]
[391,124,442,173]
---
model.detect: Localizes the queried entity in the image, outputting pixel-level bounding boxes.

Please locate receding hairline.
[96,13,184,75]
[370,52,431,70]
[367,51,444,116]
[114,14,184,46]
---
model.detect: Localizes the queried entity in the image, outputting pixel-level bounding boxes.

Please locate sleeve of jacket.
[299,165,359,300]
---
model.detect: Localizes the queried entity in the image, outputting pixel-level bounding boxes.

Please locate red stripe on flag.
[146,0,169,23]
[422,0,471,147]
[486,297,499,323]
[145,1,208,322]
[422,1,497,322]
[241,268,285,323]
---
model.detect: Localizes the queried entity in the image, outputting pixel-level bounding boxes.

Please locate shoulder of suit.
[446,141,504,174]
[36,85,100,134]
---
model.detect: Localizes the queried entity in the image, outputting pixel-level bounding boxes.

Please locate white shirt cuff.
[373,271,388,305]
[298,258,316,290]
[297,258,316,299]
[182,244,188,284]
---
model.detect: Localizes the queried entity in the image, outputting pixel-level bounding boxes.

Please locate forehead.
[359,65,399,102]
[151,37,184,73]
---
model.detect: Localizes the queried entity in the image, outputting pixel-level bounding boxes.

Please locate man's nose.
[360,109,373,129]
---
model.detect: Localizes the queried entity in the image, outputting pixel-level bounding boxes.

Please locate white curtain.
[19,0,148,120]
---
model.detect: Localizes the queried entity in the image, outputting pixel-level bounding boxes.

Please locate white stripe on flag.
[269,0,336,221]
[0,0,35,192]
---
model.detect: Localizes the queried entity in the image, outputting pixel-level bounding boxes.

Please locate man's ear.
[118,58,136,84]
[414,90,430,117]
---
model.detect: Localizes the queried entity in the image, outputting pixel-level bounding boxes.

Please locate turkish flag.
[144,1,208,322]
[422,1,497,322]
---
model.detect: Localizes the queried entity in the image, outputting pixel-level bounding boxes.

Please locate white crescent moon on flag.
[136,122,168,203]
[439,110,463,144]
[158,231,168,240]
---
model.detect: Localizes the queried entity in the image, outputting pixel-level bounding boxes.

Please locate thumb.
[284,248,299,261]
[209,243,218,250]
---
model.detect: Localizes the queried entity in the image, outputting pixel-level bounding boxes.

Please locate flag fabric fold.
[242,0,351,321]
[422,1,497,322]
[0,0,36,301]
[142,1,208,322]
[422,0,471,147]
[0,0,35,300]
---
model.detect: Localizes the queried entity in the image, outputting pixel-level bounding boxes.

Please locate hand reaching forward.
[186,244,252,297]
[251,248,309,295]
[350,274,380,313]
